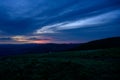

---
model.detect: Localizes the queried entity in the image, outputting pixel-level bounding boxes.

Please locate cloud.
[35,10,120,34]
[0,35,52,44]
[35,23,66,34]
[11,35,52,44]
[12,36,28,42]
[0,36,18,44]
[0,37,13,41]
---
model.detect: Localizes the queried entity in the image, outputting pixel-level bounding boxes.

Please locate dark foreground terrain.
[0,48,120,80]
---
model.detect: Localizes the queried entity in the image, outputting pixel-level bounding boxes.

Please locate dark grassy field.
[0,48,120,80]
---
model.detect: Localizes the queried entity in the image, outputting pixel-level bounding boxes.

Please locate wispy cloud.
[35,10,120,34]
[35,23,66,34]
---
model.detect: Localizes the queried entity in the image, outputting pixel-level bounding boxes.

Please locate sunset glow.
[30,40,51,44]
[11,36,51,44]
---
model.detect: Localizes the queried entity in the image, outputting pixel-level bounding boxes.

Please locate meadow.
[0,48,120,80]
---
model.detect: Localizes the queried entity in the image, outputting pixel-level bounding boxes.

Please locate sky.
[0,0,120,44]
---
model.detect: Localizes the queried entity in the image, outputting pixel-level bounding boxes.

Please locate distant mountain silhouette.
[72,37,120,50]
[0,44,79,56]
[0,37,120,56]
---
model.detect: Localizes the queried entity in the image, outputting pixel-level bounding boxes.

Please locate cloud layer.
[36,10,120,34]
[0,0,120,43]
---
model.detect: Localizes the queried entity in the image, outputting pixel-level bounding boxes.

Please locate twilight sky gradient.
[0,0,120,44]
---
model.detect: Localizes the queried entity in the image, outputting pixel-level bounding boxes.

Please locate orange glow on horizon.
[30,40,51,44]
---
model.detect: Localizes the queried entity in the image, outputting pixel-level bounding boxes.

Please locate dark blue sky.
[0,0,120,44]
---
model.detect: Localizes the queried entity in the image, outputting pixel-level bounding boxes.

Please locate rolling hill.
[72,37,120,50]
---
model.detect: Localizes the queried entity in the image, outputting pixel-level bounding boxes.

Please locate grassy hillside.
[0,48,120,80]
